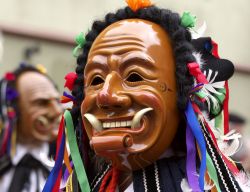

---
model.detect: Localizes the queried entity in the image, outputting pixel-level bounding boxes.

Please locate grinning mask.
[82,19,180,171]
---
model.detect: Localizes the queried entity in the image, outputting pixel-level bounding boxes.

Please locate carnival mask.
[17,72,62,144]
[82,19,179,171]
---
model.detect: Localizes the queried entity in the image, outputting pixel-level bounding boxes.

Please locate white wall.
[0,0,249,67]
[0,34,75,92]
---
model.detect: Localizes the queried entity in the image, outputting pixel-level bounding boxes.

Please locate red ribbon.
[187,62,208,84]
[211,40,219,58]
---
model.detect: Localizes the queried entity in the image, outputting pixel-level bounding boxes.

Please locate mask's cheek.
[81,94,99,136]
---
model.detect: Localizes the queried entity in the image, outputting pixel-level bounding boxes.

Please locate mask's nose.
[96,72,131,110]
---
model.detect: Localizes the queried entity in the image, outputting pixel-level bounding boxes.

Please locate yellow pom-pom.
[36,64,47,74]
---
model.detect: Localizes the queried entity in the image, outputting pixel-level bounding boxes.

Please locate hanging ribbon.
[188,62,208,84]
[186,123,200,191]
[195,104,240,175]
[185,101,206,190]
[64,110,90,192]
[223,81,229,134]
[42,117,65,192]
[206,150,221,192]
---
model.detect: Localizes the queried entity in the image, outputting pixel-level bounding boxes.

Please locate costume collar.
[12,142,50,166]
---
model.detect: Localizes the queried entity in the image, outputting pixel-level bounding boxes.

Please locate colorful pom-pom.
[64,72,77,91]
[4,72,16,81]
[7,107,16,119]
[6,88,18,101]
[181,12,196,28]
[73,32,86,57]
[126,0,153,12]
[61,96,73,104]
[36,64,47,74]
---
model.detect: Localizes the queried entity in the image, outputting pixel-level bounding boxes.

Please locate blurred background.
[0,0,249,132]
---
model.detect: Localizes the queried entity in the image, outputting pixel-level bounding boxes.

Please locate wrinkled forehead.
[88,18,171,56]
[17,72,59,101]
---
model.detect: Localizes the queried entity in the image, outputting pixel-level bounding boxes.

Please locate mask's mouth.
[34,115,59,135]
[35,116,50,132]
[84,107,153,132]
[84,107,153,153]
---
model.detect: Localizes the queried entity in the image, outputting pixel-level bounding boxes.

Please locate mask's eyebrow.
[85,55,108,74]
[120,52,155,72]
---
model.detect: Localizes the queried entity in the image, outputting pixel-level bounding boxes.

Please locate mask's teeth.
[115,121,121,127]
[103,120,132,128]
[126,120,132,127]
[131,107,153,129]
[84,113,103,132]
[121,121,127,127]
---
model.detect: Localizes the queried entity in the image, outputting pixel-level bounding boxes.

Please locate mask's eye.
[126,72,144,82]
[90,76,104,86]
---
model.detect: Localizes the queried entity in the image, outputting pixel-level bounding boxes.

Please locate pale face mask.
[17,72,63,145]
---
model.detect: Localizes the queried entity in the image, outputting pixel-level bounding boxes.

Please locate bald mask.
[82,19,179,171]
[17,72,62,144]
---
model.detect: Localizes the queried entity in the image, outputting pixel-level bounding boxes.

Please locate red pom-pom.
[64,72,77,91]
[5,72,16,81]
[7,108,16,119]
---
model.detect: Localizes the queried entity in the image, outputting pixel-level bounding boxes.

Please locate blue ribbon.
[42,132,65,192]
[185,101,206,191]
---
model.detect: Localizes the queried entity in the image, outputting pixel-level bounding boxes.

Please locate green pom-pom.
[75,32,85,48]
[181,11,197,28]
[73,32,86,57]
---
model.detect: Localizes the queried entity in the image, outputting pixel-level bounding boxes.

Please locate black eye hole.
[126,72,144,82]
[90,76,104,86]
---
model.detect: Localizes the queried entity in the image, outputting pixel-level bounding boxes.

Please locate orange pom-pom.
[126,0,153,12]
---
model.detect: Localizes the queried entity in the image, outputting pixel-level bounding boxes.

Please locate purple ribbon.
[186,123,200,191]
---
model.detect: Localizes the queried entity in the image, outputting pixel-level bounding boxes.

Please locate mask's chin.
[83,108,159,171]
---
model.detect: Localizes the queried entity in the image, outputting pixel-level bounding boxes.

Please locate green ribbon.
[211,88,226,116]
[216,88,226,104]
[73,32,86,57]
[215,113,223,133]
[64,110,90,192]
[206,152,221,192]
[181,11,196,28]
[194,91,206,99]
